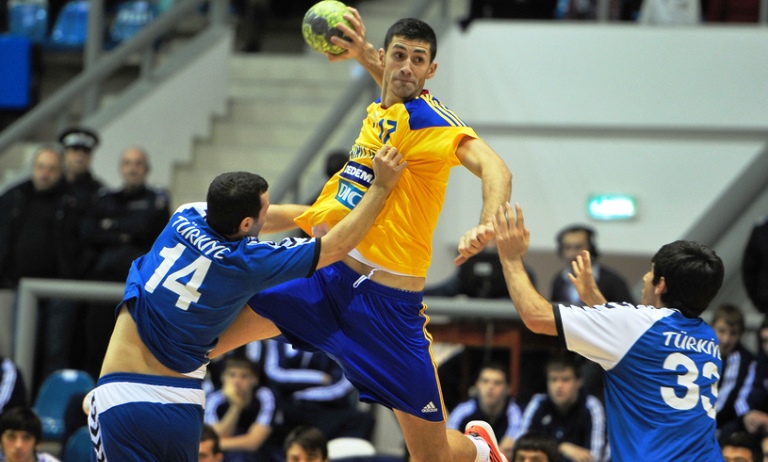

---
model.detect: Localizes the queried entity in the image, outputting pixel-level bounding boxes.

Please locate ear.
[654,276,668,297]
[378,48,385,68]
[239,216,254,235]
[426,61,438,80]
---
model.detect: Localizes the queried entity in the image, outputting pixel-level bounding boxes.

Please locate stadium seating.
[33,369,95,442]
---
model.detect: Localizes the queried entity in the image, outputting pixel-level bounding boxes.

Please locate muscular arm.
[220,423,271,452]
[262,204,308,234]
[328,7,384,87]
[493,203,556,335]
[455,137,513,264]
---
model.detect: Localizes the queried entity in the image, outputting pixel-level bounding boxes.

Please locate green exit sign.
[588,194,637,221]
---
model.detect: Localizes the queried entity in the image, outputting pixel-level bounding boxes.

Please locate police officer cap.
[58,127,100,152]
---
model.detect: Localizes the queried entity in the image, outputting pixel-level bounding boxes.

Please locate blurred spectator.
[511,432,560,462]
[447,362,522,461]
[58,127,104,211]
[553,0,621,20]
[0,356,27,414]
[518,353,607,462]
[743,317,768,438]
[713,303,756,438]
[550,224,633,306]
[742,215,768,314]
[638,0,701,24]
[707,0,760,22]
[284,425,328,462]
[0,145,84,388]
[722,431,761,462]
[205,356,276,462]
[79,146,170,379]
[200,423,224,462]
[264,340,375,443]
[0,406,60,461]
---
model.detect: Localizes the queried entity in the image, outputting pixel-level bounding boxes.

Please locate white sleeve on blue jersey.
[255,387,276,427]
[502,401,523,440]
[517,393,547,438]
[557,303,677,371]
[585,395,607,462]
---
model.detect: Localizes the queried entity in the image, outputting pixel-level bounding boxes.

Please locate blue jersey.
[556,303,721,462]
[122,203,319,374]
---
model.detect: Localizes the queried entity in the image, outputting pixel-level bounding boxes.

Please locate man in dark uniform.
[58,126,104,212]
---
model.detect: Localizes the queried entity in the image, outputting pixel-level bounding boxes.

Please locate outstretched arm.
[455,137,512,265]
[262,204,309,234]
[493,203,556,335]
[568,250,607,306]
[327,7,384,87]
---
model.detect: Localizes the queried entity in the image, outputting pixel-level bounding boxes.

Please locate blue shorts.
[248,261,446,422]
[88,373,205,462]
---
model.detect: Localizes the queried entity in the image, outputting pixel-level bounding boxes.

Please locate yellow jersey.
[295,91,478,277]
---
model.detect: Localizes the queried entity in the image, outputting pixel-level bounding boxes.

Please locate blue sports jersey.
[121,203,319,374]
[556,303,722,462]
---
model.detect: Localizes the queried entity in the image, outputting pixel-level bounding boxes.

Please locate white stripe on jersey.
[96,381,205,413]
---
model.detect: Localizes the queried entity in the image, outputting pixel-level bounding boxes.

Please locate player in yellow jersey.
[214,11,512,462]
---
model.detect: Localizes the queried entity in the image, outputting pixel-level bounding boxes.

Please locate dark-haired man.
[493,203,724,461]
[87,145,405,462]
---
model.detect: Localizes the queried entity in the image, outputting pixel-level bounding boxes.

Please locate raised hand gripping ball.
[302,0,352,55]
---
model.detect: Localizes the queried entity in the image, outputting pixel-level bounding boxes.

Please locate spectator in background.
[511,432,560,462]
[518,353,607,462]
[0,357,27,414]
[0,145,84,389]
[447,363,523,461]
[707,0,760,22]
[284,426,328,462]
[722,431,761,462]
[550,224,633,306]
[205,356,276,462]
[712,303,756,438]
[80,146,170,379]
[264,340,375,443]
[58,127,104,211]
[743,215,768,314]
[200,424,224,462]
[742,316,768,438]
[0,406,60,462]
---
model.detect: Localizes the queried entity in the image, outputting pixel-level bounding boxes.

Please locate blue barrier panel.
[0,34,32,109]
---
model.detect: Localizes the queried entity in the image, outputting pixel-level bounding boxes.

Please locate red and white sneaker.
[464,420,509,462]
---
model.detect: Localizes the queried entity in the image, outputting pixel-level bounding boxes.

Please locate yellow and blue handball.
[302,0,352,55]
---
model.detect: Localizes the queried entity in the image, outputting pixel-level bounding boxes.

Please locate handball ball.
[302,0,352,55]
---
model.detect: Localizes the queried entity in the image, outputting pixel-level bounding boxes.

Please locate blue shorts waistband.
[97,372,203,390]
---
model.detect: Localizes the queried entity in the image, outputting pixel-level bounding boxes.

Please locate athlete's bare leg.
[394,409,476,462]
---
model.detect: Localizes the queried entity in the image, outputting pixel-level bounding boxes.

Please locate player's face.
[199,439,223,462]
[514,449,549,462]
[713,319,741,357]
[723,445,754,462]
[285,443,327,462]
[640,264,656,306]
[381,37,436,105]
[476,368,508,408]
[547,368,580,410]
[560,231,590,263]
[31,149,63,192]
[247,192,270,237]
[119,147,149,189]
[1,429,37,462]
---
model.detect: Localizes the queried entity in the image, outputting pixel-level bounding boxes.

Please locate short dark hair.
[206,172,268,237]
[476,362,509,384]
[284,425,327,459]
[200,424,221,455]
[556,224,599,259]
[720,431,760,462]
[384,18,437,62]
[651,240,723,318]
[712,303,745,334]
[512,432,559,462]
[545,351,580,379]
[222,356,259,378]
[0,407,42,442]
